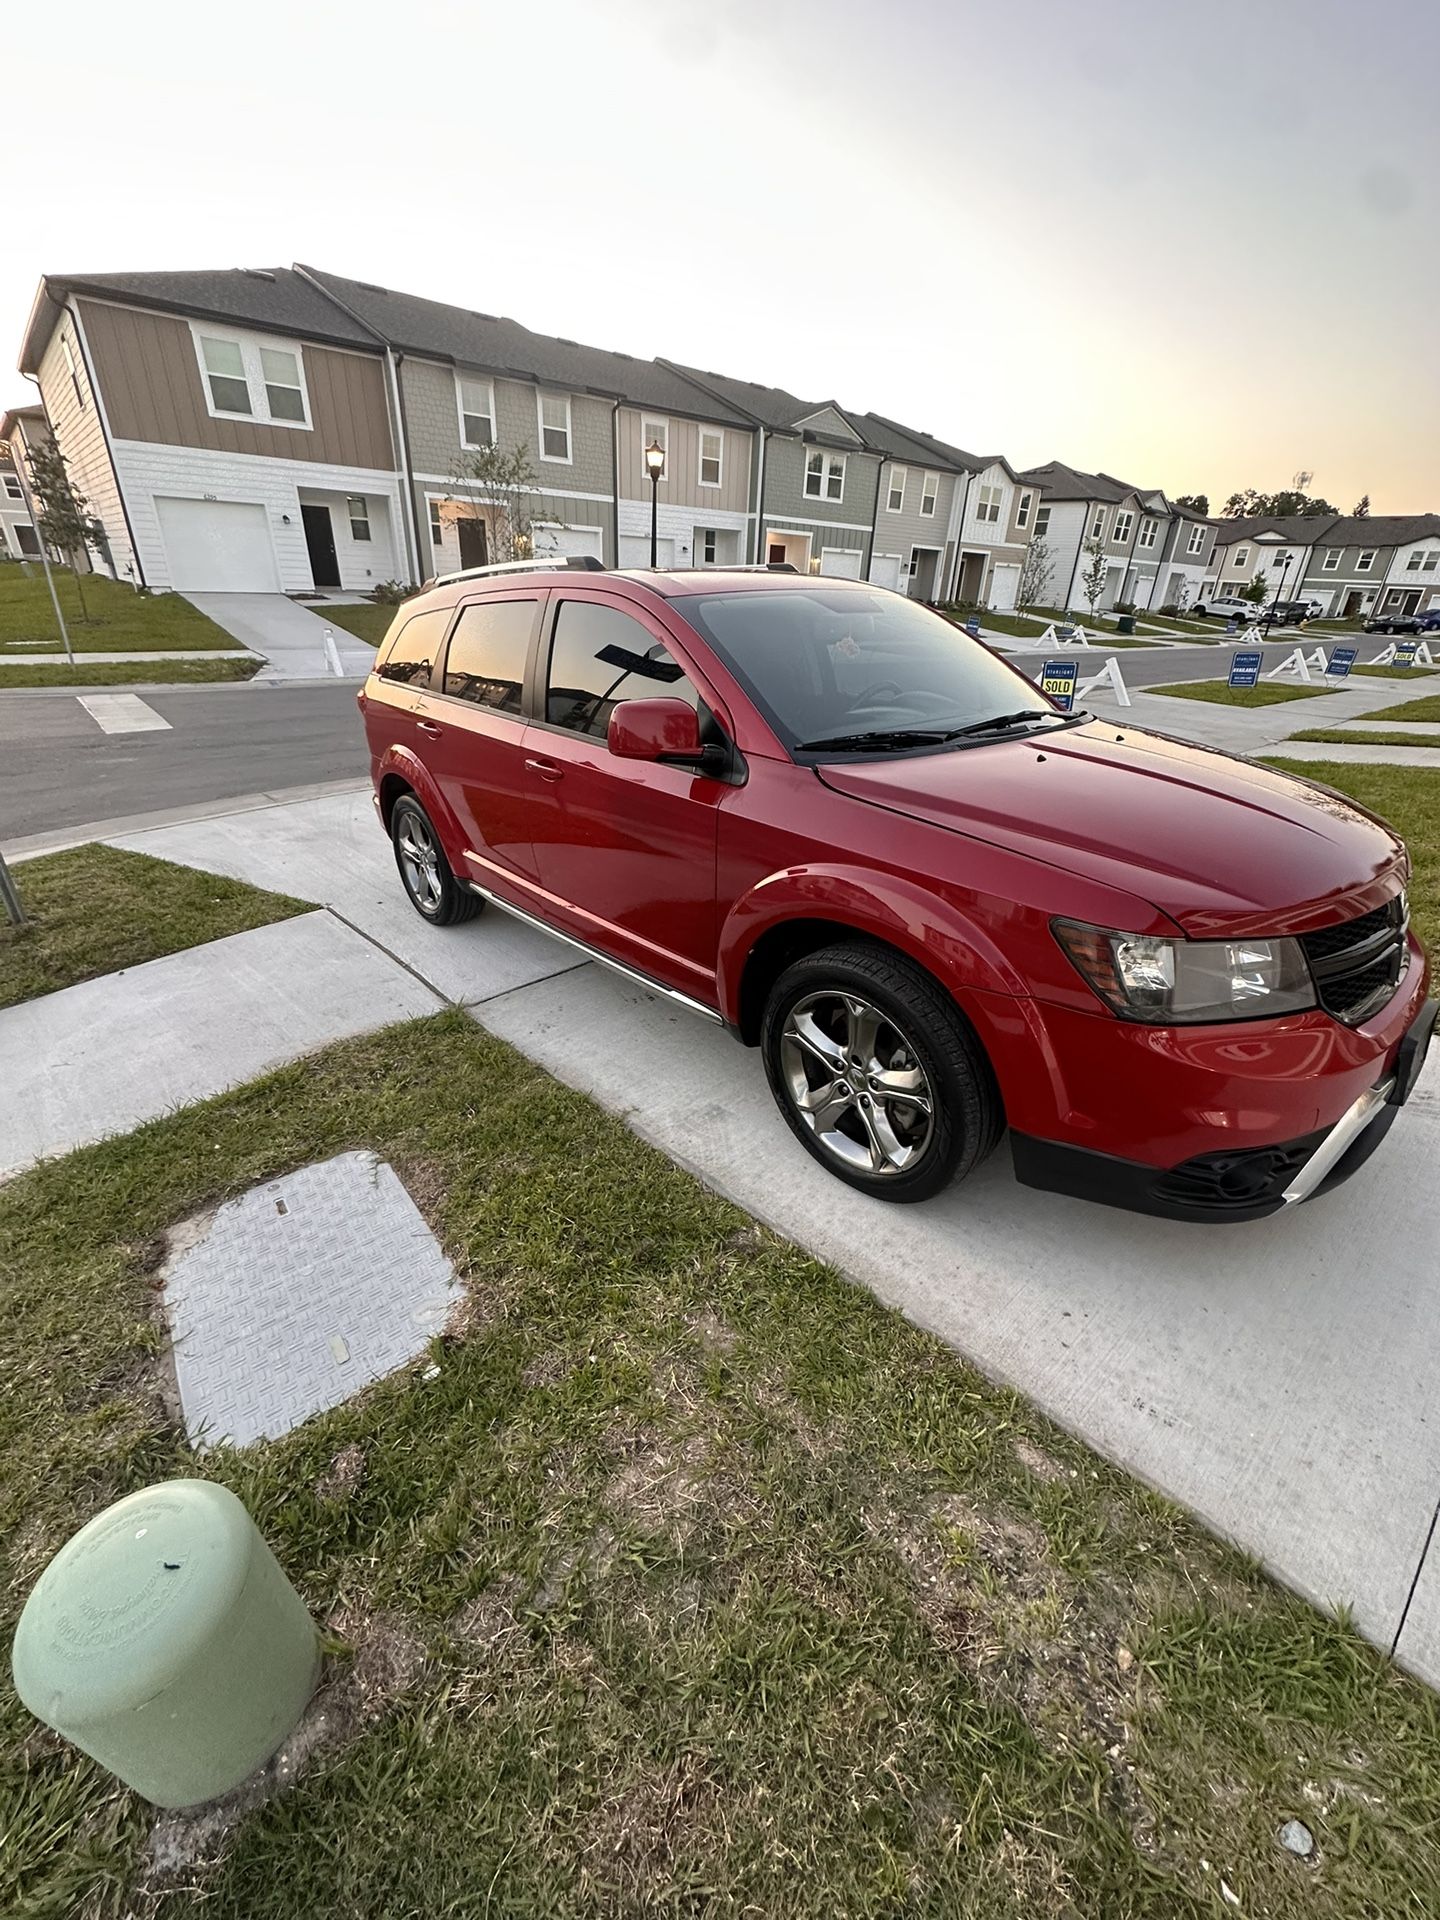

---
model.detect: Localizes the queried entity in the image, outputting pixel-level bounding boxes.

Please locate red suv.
[360,563,1434,1220]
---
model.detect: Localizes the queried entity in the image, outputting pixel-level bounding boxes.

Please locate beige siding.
[616,408,751,511]
[79,299,395,471]
[37,309,133,577]
[1006,479,1037,545]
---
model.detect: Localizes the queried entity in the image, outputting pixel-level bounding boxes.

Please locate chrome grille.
[1300,893,1408,1025]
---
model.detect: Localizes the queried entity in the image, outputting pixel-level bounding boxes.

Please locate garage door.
[868,552,903,591]
[618,534,675,569]
[819,547,863,578]
[989,563,1020,612]
[536,524,605,561]
[155,497,280,592]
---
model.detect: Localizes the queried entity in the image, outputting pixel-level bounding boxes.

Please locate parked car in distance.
[1364,611,1425,635]
[360,563,1435,1219]
[1418,609,1440,632]
[1193,596,1260,622]
[1261,600,1321,627]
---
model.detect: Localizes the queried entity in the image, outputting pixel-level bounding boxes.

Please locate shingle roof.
[1016,459,1131,503]
[1315,514,1440,548]
[863,414,989,474]
[305,270,755,424]
[656,360,835,434]
[1209,514,1339,546]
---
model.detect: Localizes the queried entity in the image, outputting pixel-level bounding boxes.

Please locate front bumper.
[1011,997,1436,1222]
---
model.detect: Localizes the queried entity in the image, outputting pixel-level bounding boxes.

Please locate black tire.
[391,795,482,926]
[760,941,1004,1203]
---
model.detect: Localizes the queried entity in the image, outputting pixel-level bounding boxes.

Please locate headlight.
[1052,919,1317,1023]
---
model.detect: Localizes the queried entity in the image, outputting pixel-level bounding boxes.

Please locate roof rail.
[431,554,607,586]
[703,562,800,574]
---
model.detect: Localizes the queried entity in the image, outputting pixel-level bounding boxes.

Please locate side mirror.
[608,697,704,763]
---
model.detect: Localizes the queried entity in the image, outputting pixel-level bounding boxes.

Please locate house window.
[1272,549,1291,569]
[1114,510,1133,543]
[1425,552,1439,571]
[458,376,496,449]
[1232,547,1249,570]
[1186,525,1205,555]
[429,501,444,548]
[194,328,311,428]
[701,528,717,564]
[977,485,1003,524]
[1034,505,1051,539]
[3,471,21,501]
[348,496,371,542]
[1406,549,1423,570]
[1357,549,1376,572]
[61,334,85,410]
[200,335,251,415]
[641,417,668,470]
[1138,518,1157,549]
[538,391,572,462]
[699,429,723,488]
[920,473,938,517]
[804,449,845,501]
[887,467,906,512]
[1322,548,1341,570]
[1089,506,1106,539]
[1016,490,1032,529]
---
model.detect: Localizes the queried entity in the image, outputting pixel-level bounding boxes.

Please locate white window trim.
[886,465,907,513]
[1016,490,1032,529]
[1233,547,1249,570]
[1405,549,1423,569]
[1356,549,1376,572]
[455,373,497,451]
[920,472,939,518]
[536,390,574,465]
[347,495,371,541]
[1033,506,1051,538]
[1114,511,1133,543]
[188,320,312,431]
[1187,525,1205,555]
[975,484,1003,525]
[1138,518,1157,549]
[1322,548,1341,570]
[641,415,669,471]
[698,427,724,490]
[1089,507,1107,540]
[804,448,847,502]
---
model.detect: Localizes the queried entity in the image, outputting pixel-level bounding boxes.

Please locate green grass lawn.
[0,568,236,651]
[1351,665,1440,681]
[5,1011,1440,1917]
[0,657,258,688]
[950,611,1154,648]
[1287,731,1440,751]
[1145,680,1335,708]
[1133,613,1216,637]
[0,844,311,1009]
[318,602,397,647]
[1259,761,1438,951]
[1345,694,1440,725]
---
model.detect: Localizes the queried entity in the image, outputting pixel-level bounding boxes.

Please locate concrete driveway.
[183,593,377,681]
[101,786,1440,1689]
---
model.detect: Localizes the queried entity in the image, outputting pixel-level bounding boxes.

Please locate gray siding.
[400,358,614,499]
[1300,543,1392,585]
[616,406,752,512]
[762,434,880,530]
[873,460,956,567]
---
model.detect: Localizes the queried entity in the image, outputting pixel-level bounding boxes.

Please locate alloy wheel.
[397,814,443,913]
[779,990,936,1177]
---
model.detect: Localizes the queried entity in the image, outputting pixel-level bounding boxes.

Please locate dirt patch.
[314,1441,366,1502]
[1013,1437,1069,1484]
[686,1307,738,1357]
[604,1428,712,1539]
[576,1752,717,1904]
[751,1373,830,1459]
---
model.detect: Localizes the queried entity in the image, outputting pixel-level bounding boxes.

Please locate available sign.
[1040,658,1079,711]
[1228,650,1264,688]
[1325,647,1358,680]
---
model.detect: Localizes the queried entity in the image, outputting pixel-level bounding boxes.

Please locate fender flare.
[717,862,1029,1027]
[374,745,466,868]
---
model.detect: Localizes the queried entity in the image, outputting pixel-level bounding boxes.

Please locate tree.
[447,441,547,564]
[1221,485,1337,520]
[1240,570,1270,605]
[1352,494,1371,518]
[25,440,95,618]
[1173,493,1209,516]
[1017,535,1054,612]
[1079,537,1109,622]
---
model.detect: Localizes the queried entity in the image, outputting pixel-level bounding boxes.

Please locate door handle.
[524,757,564,783]
[416,719,443,738]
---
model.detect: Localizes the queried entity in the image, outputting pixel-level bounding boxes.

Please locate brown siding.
[617,407,752,511]
[79,299,395,471]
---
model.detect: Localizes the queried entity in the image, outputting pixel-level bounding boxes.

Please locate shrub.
[371,579,417,605]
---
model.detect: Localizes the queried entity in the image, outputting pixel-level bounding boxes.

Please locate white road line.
[77,695,173,735]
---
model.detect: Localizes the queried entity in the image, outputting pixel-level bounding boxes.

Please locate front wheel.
[391,795,481,926]
[761,942,1004,1202]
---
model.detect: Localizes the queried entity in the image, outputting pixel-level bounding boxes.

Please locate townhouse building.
[853,415,966,598]
[0,405,44,559]
[1200,516,1329,611]
[1151,508,1215,611]
[1371,517,1440,616]
[865,419,1034,608]
[1300,515,1440,620]
[1015,462,1185,613]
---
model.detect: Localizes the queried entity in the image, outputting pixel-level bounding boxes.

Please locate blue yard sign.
[1396,640,1419,667]
[1325,647,1358,680]
[1040,658,1080,711]
[1228,650,1263,688]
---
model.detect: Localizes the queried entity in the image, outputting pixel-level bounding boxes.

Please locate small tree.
[1017,535,1054,612]
[1241,570,1269,604]
[1172,575,1192,614]
[448,441,550,563]
[25,440,94,618]
[1352,493,1371,518]
[1079,536,1109,622]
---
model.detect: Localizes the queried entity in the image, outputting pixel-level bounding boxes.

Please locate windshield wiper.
[945,708,1065,738]
[794,728,950,752]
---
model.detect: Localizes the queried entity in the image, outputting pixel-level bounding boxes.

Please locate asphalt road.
[0,681,369,845]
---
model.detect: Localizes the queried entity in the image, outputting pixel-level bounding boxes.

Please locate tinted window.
[676,588,1039,749]
[441,599,534,713]
[377,607,451,686]
[546,601,698,739]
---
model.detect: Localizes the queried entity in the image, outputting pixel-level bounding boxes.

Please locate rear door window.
[545,600,698,739]
[376,607,451,687]
[440,598,537,714]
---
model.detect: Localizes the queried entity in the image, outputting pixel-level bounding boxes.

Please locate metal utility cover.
[164,1152,455,1448]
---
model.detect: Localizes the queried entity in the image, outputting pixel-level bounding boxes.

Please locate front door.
[301,503,340,588]
[457,516,488,570]
[522,592,724,998]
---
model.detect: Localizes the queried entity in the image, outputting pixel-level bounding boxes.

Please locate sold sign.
[1040,659,1079,711]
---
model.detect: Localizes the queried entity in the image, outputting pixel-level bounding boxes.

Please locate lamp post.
[1262,554,1292,638]
[643,438,666,568]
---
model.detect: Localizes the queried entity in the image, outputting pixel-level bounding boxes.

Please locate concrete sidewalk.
[182,592,375,682]
[19,783,1432,1692]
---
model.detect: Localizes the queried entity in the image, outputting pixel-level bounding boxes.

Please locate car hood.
[815,721,1407,937]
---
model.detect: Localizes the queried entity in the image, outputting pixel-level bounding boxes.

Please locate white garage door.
[989,563,1020,612]
[155,497,280,592]
[819,547,863,578]
[868,552,903,591]
[536,523,605,561]
[618,534,675,569]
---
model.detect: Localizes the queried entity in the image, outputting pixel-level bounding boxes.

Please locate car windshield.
[674,587,1061,752]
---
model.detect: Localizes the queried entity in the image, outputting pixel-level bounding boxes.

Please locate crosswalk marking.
[77,694,172,735]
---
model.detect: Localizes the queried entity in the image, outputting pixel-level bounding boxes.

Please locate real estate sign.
[1395,641,1420,667]
[1228,650,1263,689]
[1039,659,1079,711]
[1325,647,1358,680]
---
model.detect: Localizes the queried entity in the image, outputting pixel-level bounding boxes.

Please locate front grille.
[1300,894,1408,1025]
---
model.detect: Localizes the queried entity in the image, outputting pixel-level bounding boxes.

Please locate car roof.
[402,568,882,610]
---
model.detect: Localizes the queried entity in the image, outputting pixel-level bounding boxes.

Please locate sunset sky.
[5,0,1435,512]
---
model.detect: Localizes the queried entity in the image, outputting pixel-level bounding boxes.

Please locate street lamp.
[1262,553,1292,638]
[644,438,666,567]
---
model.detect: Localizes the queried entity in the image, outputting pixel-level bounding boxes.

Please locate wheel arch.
[373,744,465,863]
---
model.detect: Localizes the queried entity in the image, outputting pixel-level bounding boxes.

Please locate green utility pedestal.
[11,1479,319,1809]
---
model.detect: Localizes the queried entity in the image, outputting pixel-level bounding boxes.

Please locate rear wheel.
[761,942,1004,1202]
[391,795,481,926]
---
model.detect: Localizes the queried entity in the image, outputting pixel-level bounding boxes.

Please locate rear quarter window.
[375,607,453,687]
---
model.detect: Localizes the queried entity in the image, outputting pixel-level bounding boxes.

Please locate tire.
[391,794,482,926]
[760,941,1004,1203]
